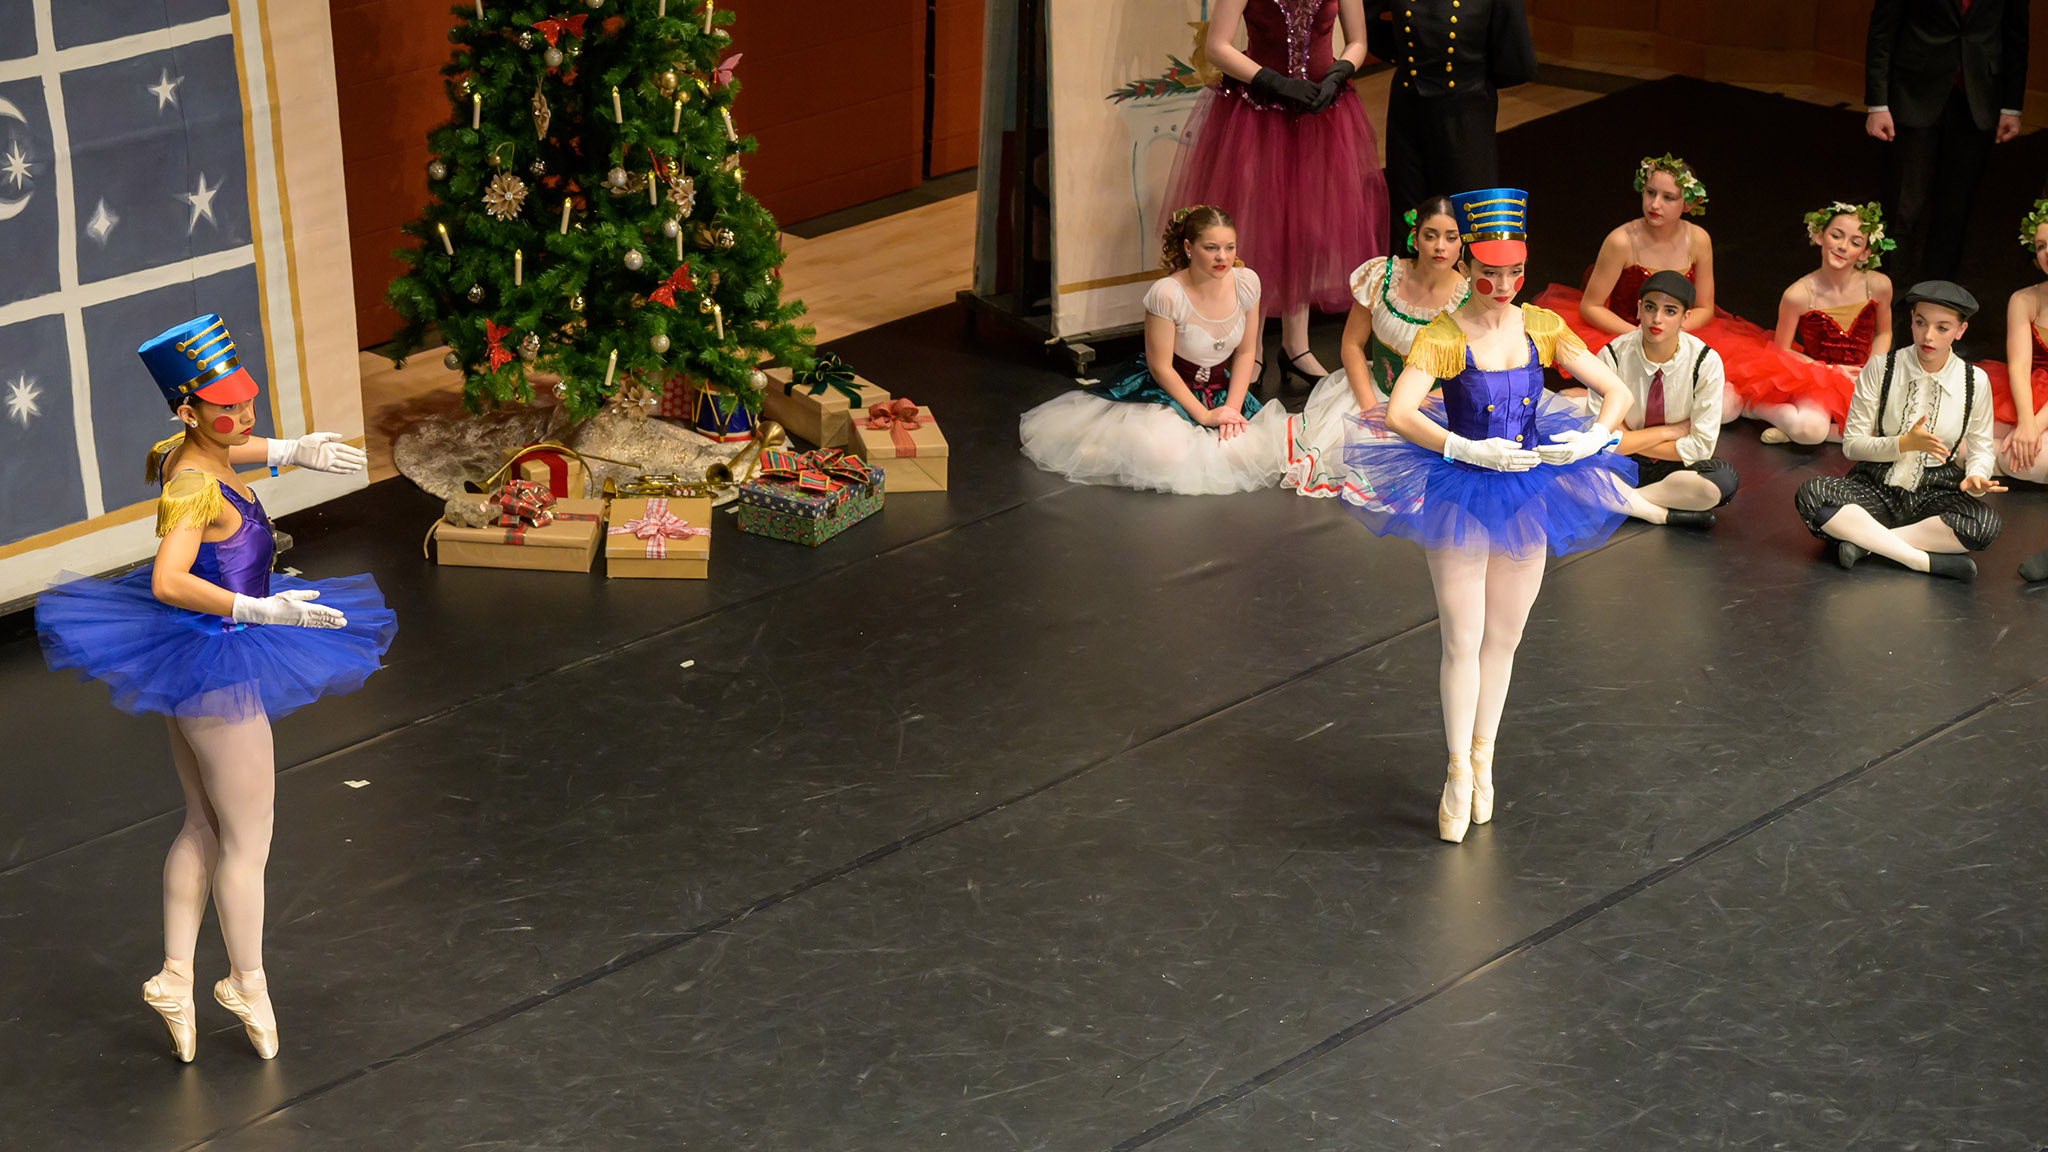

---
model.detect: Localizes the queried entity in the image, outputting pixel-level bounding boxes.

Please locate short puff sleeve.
[1142,276,1189,325]
[1233,266,1262,314]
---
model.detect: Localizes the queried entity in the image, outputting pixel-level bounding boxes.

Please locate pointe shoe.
[1438,753,1474,844]
[1836,541,1867,570]
[214,975,279,1060]
[142,972,197,1063]
[1926,552,1977,582]
[1469,737,1496,826]
[1760,427,1791,445]
[1662,509,1716,529]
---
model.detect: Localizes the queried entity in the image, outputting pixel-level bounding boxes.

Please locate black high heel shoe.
[1279,350,1323,395]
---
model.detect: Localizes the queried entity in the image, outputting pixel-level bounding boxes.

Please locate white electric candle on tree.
[471,92,481,129]
[559,197,571,234]
[603,348,618,393]
[612,86,623,123]
[672,98,683,133]
[514,249,523,285]
[437,222,453,254]
[474,0,484,18]
[648,171,658,205]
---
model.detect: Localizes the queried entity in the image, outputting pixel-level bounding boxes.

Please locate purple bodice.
[188,481,273,599]
[1441,339,1544,465]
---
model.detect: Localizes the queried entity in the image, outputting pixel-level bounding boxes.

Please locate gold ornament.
[715,227,735,248]
[482,173,529,220]
[720,152,741,174]
[531,84,552,138]
[669,172,696,216]
[658,70,679,96]
[570,292,585,312]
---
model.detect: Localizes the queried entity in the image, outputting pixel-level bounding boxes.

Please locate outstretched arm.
[230,432,367,473]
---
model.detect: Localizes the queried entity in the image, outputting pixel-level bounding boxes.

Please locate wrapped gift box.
[655,371,695,421]
[505,443,589,498]
[847,399,948,491]
[759,357,890,449]
[605,496,712,579]
[736,450,885,546]
[434,498,604,572]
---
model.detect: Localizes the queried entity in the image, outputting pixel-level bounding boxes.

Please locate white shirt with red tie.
[1594,329,1725,465]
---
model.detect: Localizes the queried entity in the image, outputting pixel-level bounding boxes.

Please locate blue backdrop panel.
[0,77,61,309]
[51,0,228,51]
[0,315,86,548]
[85,268,269,516]
[65,35,250,284]
[0,0,33,63]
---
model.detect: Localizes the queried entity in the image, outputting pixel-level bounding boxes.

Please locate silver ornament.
[747,368,767,391]
[443,350,462,370]
[427,159,448,181]
[553,381,568,399]
[519,30,534,48]
[529,158,546,176]
[651,333,670,353]
[715,227,736,248]
[467,283,485,302]
[585,0,603,8]
[543,46,564,67]
[569,293,585,312]
[566,42,580,57]
[607,167,629,189]
[661,218,681,238]
[521,332,541,355]
[623,249,644,271]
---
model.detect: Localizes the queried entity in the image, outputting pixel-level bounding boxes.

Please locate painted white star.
[85,197,118,244]
[1,141,28,191]
[148,69,183,112]
[5,375,40,428]
[179,171,218,234]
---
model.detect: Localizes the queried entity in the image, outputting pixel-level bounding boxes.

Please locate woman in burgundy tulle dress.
[1166,0,1388,391]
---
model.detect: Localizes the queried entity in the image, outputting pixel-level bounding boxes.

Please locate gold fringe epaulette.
[1521,304,1587,368]
[156,470,226,537]
[1404,314,1468,381]
[144,432,186,483]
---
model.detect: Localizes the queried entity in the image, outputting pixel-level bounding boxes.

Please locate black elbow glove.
[1248,66,1319,110]
[1311,60,1357,112]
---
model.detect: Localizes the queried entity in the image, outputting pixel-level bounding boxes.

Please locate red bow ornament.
[606,497,709,559]
[531,14,587,46]
[860,398,926,456]
[491,478,557,528]
[649,263,695,308]
[485,319,515,372]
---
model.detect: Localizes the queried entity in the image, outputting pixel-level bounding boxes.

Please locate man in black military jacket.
[1865,0,2029,287]
[1365,0,1537,241]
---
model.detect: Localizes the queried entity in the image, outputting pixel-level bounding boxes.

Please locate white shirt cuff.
[2000,108,2023,118]
[1867,105,1888,113]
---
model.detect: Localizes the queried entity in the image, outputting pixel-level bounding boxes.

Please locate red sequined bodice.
[1242,0,1338,79]
[1794,301,1879,366]
[1603,263,1693,317]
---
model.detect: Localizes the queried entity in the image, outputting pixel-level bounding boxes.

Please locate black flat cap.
[1903,280,1979,321]
[1638,269,1697,311]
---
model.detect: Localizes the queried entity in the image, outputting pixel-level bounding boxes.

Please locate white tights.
[1816,504,1962,572]
[1749,398,1836,445]
[162,712,274,979]
[1619,471,1724,523]
[1427,545,1547,759]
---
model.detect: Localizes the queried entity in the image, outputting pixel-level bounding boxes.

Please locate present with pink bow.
[846,398,948,491]
[737,448,885,546]
[605,495,713,579]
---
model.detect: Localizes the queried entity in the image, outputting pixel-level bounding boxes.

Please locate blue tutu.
[36,567,398,722]
[1341,393,1636,559]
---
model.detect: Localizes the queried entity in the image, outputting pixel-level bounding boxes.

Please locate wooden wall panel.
[329,0,462,347]
[929,0,985,177]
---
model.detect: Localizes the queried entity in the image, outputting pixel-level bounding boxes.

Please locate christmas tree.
[387,0,811,420]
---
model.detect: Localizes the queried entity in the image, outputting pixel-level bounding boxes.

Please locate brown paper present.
[759,361,890,449]
[434,498,604,572]
[605,496,712,579]
[846,399,948,491]
[505,444,589,498]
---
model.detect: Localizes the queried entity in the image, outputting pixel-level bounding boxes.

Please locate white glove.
[1443,431,1541,472]
[1536,424,1619,466]
[266,432,366,474]
[232,589,347,629]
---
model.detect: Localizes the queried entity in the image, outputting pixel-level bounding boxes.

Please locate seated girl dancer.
[1719,201,1895,445]
[1020,205,1286,494]
[1531,154,1721,357]
[1981,199,2048,489]
[1792,282,2003,581]
[36,315,396,1061]
[1284,195,1468,498]
[1344,188,1637,844]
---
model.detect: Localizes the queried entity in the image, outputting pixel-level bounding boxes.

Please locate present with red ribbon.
[434,497,604,571]
[759,358,890,449]
[847,398,948,491]
[738,448,885,546]
[605,495,712,578]
[501,442,589,499]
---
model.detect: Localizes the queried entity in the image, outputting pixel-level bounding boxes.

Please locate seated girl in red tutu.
[1718,202,1896,446]
[1531,154,1720,357]
[1166,0,1388,391]
[1982,199,2048,485]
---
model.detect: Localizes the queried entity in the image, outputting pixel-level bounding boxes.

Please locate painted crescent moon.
[0,96,32,221]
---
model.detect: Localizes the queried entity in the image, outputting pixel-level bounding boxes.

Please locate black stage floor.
[5,79,2048,1150]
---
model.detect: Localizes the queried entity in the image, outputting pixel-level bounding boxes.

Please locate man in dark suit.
[1365,0,1538,241]
[1866,0,2029,288]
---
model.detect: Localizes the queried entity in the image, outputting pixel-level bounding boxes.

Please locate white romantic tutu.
[1020,392,1288,495]
[1283,369,1369,499]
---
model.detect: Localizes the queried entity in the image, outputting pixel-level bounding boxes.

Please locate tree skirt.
[392,405,751,503]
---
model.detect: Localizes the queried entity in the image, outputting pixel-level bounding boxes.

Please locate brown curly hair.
[1161,205,1236,271]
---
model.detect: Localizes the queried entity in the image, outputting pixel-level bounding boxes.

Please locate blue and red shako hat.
[138,314,258,407]
[1450,188,1529,266]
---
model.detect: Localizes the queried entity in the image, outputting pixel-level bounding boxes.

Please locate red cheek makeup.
[212,416,237,434]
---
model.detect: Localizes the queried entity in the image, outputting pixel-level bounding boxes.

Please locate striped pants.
[1794,461,2001,552]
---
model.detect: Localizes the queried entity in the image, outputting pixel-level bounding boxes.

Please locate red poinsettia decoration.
[485,319,515,371]
[531,14,587,46]
[648,263,695,307]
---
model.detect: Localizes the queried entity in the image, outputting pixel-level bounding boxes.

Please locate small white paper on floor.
[344,780,369,789]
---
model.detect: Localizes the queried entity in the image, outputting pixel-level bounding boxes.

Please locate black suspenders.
[1875,351,1975,462]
